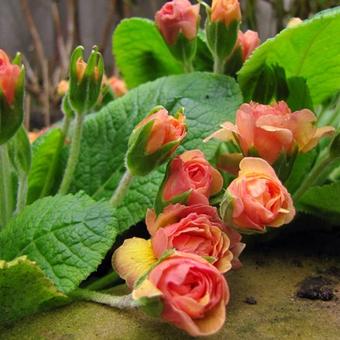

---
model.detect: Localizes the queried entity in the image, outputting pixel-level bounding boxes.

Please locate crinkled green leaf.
[113,18,183,88]
[297,182,340,224]
[70,72,242,234]
[0,256,67,325]
[238,8,340,107]
[0,193,118,293]
[27,128,64,204]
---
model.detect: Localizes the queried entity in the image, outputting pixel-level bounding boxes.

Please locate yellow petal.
[132,279,163,300]
[112,238,157,288]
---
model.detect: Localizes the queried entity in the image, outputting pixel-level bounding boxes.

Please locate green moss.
[1,247,340,339]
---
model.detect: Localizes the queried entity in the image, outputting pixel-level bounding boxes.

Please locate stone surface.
[1,230,340,340]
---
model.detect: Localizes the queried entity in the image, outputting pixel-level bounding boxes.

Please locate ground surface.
[1,228,340,340]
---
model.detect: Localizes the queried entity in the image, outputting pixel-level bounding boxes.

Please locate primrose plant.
[0,0,340,336]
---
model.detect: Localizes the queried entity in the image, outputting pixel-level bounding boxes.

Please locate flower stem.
[293,152,335,202]
[58,112,84,194]
[0,144,13,227]
[62,114,72,138]
[16,171,28,214]
[183,61,194,73]
[213,56,225,74]
[110,170,134,207]
[70,288,138,310]
[84,271,120,291]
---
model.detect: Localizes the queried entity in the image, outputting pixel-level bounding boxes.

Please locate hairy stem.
[293,152,335,202]
[0,144,13,227]
[85,271,120,291]
[71,289,138,309]
[16,172,28,214]
[58,113,84,194]
[213,56,225,74]
[110,170,134,207]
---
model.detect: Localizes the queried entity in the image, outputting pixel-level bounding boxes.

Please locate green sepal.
[69,46,104,114]
[273,148,298,183]
[126,118,182,177]
[7,125,31,175]
[134,249,175,290]
[136,295,164,318]
[0,65,25,145]
[206,19,239,63]
[61,93,75,119]
[168,33,197,69]
[225,46,243,77]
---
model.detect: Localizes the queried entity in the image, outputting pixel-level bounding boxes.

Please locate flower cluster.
[114,148,245,336]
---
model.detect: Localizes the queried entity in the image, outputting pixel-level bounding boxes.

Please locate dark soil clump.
[244,296,257,305]
[296,276,335,301]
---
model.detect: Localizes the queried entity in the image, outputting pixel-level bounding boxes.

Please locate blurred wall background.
[0,0,338,127]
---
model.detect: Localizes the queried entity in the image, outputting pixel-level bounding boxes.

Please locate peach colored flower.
[57,80,69,96]
[146,204,245,269]
[211,0,241,26]
[107,76,128,97]
[161,150,223,205]
[136,108,187,155]
[237,30,260,61]
[155,0,200,45]
[132,252,229,337]
[221,157,295,232]
[0,49,21,105]
[206,101,335,164]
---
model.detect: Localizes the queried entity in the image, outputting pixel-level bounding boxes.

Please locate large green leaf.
[0,256,67,325]
[238,8,340,107]
[0,193,118,293]
[297,182,340,225]
[113,18,183,88]
[71,72,242,232]
[27,128,64,204]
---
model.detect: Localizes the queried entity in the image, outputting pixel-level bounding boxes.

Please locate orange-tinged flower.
[107,76,128,97]
[57,80,69,96]
[155,0,200,45]
[132,252,229,337]
[160,150,223,205]
[75,58,87,81]
[237,30,260,61]
[211,0,241,26]
[146,203,244,272]
[206,101,335,164]
[221,157,295,232]
[0,49,21,105]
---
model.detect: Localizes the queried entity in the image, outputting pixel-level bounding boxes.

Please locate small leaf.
[0,193,118,293]
[0,256,67,326]
[297,182,340,224]
[113,18,182,88]
[27,128,64,204]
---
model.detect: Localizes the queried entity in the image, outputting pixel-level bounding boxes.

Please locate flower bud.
[57,80,69,97]
[107,76,128,97]
[68,46,104,114]
[126,106,187,176]
[155,149,223,211]
[220,157,295,233]
[0,50,25,144]
[155,0,200,69]
[211,0,241,26]
[237,30,260,61]
[205,0,241,65]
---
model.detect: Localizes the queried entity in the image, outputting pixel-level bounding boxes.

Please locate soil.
[296,276,335,301]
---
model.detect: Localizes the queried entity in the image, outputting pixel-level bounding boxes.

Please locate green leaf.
[27,128,64,204]
[238,8,340,107]
[0,193,118,293]
[0,256,67,326]
[71,72,242,234]
[113,18,183,88]
[297,182,340,224]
